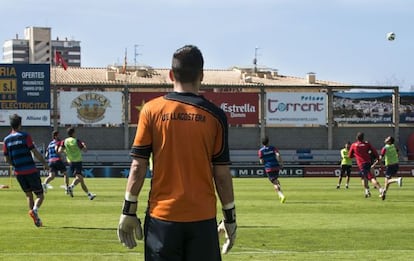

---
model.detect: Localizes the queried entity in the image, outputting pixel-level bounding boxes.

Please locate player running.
[258,136,286,203]
[349,132,385,199]
[58,127,95,200]
[371,136,402,198]
[43,131,71,196]
[3,114,49,227]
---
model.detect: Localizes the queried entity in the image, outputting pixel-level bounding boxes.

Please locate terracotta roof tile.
[51,66,348,87]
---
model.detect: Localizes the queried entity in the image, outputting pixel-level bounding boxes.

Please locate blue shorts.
[16,172,43,194]
[266,169,280,183]
[385,164,399,179]
[144,215,221,261]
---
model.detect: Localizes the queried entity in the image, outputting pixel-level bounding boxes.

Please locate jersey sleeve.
[211,109,230,165]
[380,147,386,157]
[2,141,7,156]
[26,134,35,150]
[369,143,379,158]
[130,104,152,159]
[348,145,354,158]
[76,139,84,149]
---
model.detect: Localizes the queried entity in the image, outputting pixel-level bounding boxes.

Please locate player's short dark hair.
[171,45,204,83]
[52,131,59,138]
[67,127,75,137]
[356,132,364,141]
[386,136,394,144]
[9,114,22,130]
[261,136,269,146]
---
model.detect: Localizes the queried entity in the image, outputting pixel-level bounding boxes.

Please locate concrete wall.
[1,126,412,153]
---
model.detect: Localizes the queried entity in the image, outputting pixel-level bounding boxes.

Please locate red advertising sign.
[203,92,259,125]
[130,92,259,125]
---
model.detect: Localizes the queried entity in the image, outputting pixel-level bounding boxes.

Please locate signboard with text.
[266,92,327,126]
[59,91,123,125]
[130,92,259,125]
[2,163,414,178]
[0,64,50,126]
[333,92,393,124]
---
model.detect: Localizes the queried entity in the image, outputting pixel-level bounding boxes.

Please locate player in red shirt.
[348,132,385,199]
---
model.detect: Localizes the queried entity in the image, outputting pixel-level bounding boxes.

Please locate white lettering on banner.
[238,169,265,176]
[21,72,45,79]
[279,168,303,176]
[220,103,257,119]
[230,112,246,118]
[220,103,256,113]
[334,117,392,123]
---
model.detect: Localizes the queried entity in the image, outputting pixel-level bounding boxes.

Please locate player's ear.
[169,70,175,81]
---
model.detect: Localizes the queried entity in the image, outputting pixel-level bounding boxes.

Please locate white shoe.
[88,193,96,200]
[397,177,403,187]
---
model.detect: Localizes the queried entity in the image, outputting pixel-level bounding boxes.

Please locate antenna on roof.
[134,44,142,69]
[253,46,260,73]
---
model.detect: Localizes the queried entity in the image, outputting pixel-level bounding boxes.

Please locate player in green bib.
[371,136,402,200]
[337,142,352,189]
[59,127,96,200]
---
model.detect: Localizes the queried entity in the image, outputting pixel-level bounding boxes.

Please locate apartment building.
[2,26,81,67]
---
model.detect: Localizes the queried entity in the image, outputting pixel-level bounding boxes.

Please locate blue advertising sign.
[0,64,50,126]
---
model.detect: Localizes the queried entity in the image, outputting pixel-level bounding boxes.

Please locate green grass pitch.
[0,177,413,261]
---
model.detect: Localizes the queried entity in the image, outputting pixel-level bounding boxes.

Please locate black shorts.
[340,165,351,176]
[69,162,83,176]
[49,160,67,174]
[144,215,221,261]
[385,164,399,179]
[16,172,43,194]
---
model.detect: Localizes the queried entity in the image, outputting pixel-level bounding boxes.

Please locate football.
[386,32,396,41]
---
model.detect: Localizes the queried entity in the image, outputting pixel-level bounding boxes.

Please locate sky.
[1,0,413,90]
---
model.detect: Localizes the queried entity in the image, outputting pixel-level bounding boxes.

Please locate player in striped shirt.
[2,114,49,227]
[43,131,71,196]
[258,136,286,203]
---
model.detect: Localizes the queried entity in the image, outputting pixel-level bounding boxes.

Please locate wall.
[1,126,412,154]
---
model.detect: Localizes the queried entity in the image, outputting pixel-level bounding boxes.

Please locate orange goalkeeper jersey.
[130,92,231,222]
